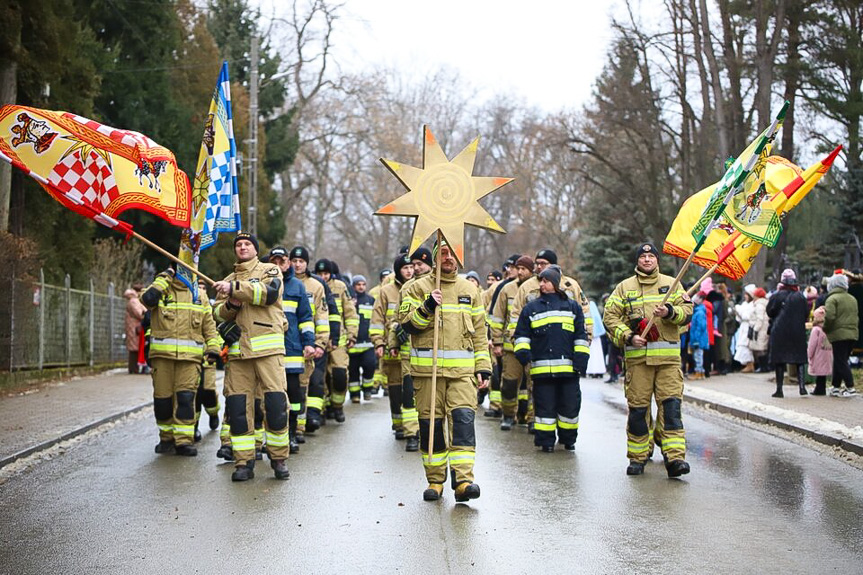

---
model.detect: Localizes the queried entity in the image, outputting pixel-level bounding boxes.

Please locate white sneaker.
[842,388,858,397]
[829,387,843,397]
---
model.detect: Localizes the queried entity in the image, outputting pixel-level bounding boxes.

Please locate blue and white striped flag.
[178,61,241,301]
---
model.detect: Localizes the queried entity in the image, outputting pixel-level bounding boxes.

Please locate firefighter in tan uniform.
[290,246,330,442]
[369,270,393,394]
[482,255,519,417]
[141,267,220,456]
[399,241,491,503]
[371,255,415,445]
[492,255,534,430]
[395,247,435,451]
[213,232,290,482]
[508,249,593,430]
[315,258,358,422]
[603,242,692,478]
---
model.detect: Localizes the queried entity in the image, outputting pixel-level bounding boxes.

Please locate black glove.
[422,294,439,314]
[205,351,220,364]
[217,321,241,346]
[475,370,492,381]
[395,324,410,346]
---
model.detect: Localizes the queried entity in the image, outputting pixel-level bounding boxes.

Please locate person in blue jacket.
[689,293,710,380]
[268,246,316,454]
[513,266,590,453]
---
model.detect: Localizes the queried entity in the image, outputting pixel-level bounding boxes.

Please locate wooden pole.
[687,262,720,297]
[639,248,698,337]
[131,231,216,285]
[427,230,443,462]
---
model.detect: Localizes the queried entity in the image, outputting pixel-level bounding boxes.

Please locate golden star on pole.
[376,125,512,267]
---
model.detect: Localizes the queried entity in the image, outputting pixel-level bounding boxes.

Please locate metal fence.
[0,270,127,371]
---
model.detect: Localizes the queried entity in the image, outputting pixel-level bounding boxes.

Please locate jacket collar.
[634,266,659,286]
[234,257,259,273]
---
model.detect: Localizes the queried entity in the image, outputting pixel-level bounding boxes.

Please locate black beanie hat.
[489,270,503,280]
[539,266,562,290]
[393,254,411,281]
[330,260,341,275]
[314,258,332,274]
[504,253,521,269]
[635,242,659,263]
[398,245,410,255]
[535,248,558,265]
[234,232,259,254]
[380,269,392,281]
[290,246,310,263]
[268,246,288,260]
[410,247,433,267]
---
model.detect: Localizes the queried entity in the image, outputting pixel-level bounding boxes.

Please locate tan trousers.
[500,351,530,417]
[624,362,686,463]
[414,374,477,486]
[151,357,200,445]
[224,354,289,466]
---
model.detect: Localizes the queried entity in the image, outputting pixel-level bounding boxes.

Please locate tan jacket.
[398,271,491,377]
[213,258,287,359]
[329,277,358,347]
[509,273,593,343]
[370,280,402,363]
[603,268,693,366]
[140,275,219,362]
[490,278,525,350]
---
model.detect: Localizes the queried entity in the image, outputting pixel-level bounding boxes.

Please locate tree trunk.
[719,0,746,153]
[697,0,729,161]
[0,50,19,233]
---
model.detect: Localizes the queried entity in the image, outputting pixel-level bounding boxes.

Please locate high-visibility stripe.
[307,397,324,411]
[153,277,170,290]
[151,337,204,355]
[487,315,504,329]
[157,423,172,433]
[252,283,263,306]
[627,440,650,454]
[422,451,449,466]
[474,350,491,363]
[518,390,529,401]
[489,390,501,403]
[514,337,531,352]
[345,318,360,327]
[266,430,290,448]
[447,450,475,465]
[299,321,315,334]
[231,435,256,451]
[402,407,418,424]
[283,356,304,369]
[410,348,475,368]
[535,417,556,431]
[529,310,575,329]
[557,415,579,430]
[282,300,299,313]
[249,334,285,353]
[348,383,361,392]
[290,402,302,412]
[530,358,574,376]
[331,392,346,405]
[662,438,686,450]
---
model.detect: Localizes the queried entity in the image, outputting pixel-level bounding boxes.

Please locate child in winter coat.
[807,306,832,396]
[689,294,710,380]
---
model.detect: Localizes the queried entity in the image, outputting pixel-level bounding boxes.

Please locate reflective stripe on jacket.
[513,292,589,378]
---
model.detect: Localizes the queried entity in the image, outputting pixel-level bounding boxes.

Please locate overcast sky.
[261,0,618,113]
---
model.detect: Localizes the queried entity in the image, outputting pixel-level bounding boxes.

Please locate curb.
[683,393,863,457]
[0,401,153,470]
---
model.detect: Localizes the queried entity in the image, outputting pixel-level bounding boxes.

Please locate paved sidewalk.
[0,369,154,467]
[682,371,863,455]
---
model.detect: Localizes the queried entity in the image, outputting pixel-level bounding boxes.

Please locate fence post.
[108,282,115,363]
[39,269,45,371]
[89,277,95,367]
[65,274,72,368]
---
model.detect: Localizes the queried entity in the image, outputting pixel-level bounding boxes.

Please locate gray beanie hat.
[352,275,367,285]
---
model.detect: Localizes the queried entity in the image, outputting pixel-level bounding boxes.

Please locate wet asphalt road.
[1,379,862,574]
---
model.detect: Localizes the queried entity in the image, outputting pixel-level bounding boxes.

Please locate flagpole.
[427,230,443,463]
[131,231,216,285]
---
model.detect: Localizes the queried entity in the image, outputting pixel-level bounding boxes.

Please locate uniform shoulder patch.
[266,267,280,276]
[659,286,669,294]
[399,301,411,313]
[458,296,471,304]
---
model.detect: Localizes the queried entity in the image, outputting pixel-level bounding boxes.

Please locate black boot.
[154,440,175,454]
[216,445,233,460]
[333,407,346,423]
[175,444,198,457]
[208,413,220,430]
[772,366,784,398]
[405,436,419,452]
[500,416,514,431]
[271,459,290,480]
[666,459,691,478]
[626,461,645,475]
[483,407,502,418]
[194,427,202,443]
[231,462,255,482]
